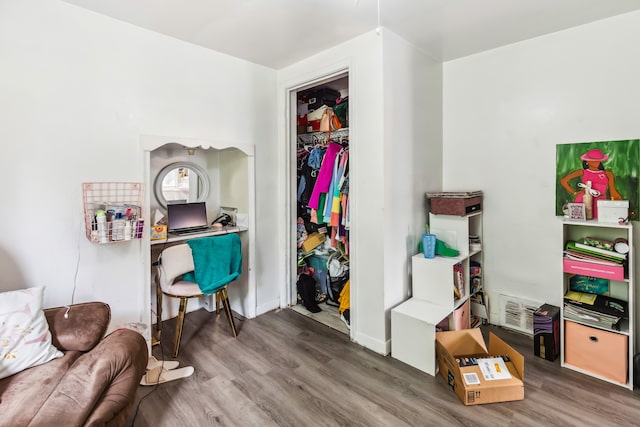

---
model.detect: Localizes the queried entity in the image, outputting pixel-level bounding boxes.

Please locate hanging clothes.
[307,142,343,210]
[298,146,324,206]
[330,149,348,227]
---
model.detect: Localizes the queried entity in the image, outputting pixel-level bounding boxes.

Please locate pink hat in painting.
[581,149,609,161]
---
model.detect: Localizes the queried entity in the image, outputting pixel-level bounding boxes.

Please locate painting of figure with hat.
[556,140,639,219]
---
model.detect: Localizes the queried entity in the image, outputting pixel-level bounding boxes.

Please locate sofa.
[0,301,148,427]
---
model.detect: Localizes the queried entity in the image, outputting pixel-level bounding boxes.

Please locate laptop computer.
[167,202,211,235]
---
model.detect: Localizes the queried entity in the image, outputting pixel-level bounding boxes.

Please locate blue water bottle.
[422,232,436,259]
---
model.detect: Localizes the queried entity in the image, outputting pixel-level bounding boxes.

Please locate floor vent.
[499,294,542,335]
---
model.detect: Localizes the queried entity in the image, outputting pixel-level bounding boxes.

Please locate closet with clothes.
[293,75,350,333]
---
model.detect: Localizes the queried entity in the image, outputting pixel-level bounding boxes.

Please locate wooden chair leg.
[220,288,237,338]
[156,283,163,335]
[152,287,163,346]
[173,297,188,358]
[215,292,221,315]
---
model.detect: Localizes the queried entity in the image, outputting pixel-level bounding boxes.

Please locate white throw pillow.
[0,287,63,380]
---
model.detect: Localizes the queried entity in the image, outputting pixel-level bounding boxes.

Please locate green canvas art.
[556,139,639,220]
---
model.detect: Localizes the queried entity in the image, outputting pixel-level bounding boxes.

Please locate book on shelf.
[470,292,489,320]
[573,242,626,260]
[569,275,610,295]
[582,236,614,251]
[564,291,597,305]
[565,241,626,264]
[563,251,621,266]
[453,263,465,299]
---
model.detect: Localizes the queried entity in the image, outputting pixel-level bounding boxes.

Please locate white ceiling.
[62,0,640,69]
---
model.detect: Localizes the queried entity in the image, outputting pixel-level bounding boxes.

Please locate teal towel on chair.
[183,234,242,295]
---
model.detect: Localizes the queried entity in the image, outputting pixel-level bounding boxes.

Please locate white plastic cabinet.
[429,211,486,326]
[391,211,484,376]
[560,219,635,389]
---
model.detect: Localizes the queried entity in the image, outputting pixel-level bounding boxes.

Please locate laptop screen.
[167,202,209,233]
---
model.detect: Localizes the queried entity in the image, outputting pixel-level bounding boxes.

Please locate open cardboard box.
[435,328,524,405]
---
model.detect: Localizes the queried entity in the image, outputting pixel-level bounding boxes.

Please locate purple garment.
[308,142,343,210]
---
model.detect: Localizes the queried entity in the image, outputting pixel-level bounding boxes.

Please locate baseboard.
[353,331,390,356]
[256,298,280,317]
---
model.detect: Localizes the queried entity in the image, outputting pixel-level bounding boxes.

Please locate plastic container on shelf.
[124,221,132,241]
[422,233,436,258]
[96,211,108,244]
[112,219,125,241]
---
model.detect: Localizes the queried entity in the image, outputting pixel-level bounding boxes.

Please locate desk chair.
[156,243,237,358]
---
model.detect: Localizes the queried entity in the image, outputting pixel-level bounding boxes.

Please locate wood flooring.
[290,302,349,335]
[130,308,640,427]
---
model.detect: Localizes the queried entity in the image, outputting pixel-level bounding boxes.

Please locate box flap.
[436,328,488,356]
[488,332,524,380]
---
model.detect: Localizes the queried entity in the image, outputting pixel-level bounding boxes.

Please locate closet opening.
[289,73,350,335]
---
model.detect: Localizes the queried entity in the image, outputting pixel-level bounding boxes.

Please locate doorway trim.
[279,60,355,336]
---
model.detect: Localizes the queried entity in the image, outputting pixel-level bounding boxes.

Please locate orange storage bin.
[564,321,628,384]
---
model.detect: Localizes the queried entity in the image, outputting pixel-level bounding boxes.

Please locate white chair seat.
[156,242,239,358]
[167,281,202,297]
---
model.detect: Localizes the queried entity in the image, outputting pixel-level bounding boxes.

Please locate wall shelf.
[82,182,144,244]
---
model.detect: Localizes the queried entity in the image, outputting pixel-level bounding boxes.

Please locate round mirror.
[154,162,210,208]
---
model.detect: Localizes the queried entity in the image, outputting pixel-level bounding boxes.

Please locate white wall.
[0,0,277,330]
[443,11,640,334]
[278,29,442,354]
[278,30,387,352]
[382,30,443,341]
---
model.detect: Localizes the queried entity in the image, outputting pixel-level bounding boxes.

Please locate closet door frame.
[280,64,353,336]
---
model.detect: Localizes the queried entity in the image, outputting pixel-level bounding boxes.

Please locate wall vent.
[498,294,542,335]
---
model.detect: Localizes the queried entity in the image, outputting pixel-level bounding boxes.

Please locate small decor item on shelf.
[469,235,481,251]
[422,225,436,259]
[150,225,168,241]
[597,199,630,224]
[579,180,596,219]
[566,203,586,221]
[614,238,630,254]
[435,239,459,257]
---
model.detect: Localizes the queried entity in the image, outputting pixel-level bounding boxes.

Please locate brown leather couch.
[0,302,148,426]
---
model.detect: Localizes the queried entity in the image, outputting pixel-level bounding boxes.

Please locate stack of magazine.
[563,290,628,331]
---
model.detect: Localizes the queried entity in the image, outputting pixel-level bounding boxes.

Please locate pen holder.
[422,233,436,259]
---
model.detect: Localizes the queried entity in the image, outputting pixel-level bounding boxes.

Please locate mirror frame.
[154,161,211,209]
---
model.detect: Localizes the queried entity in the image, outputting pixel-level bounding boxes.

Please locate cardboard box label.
[478,357,512,380]
[463,372,480,385]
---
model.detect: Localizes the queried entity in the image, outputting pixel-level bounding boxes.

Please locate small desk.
[150,226,248,245]
[150,226,248,345]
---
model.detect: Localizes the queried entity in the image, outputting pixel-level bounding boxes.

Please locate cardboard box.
[150,225,167,241]
[533,304,560,361]
[301,232,326,253]
[562,258,624,281]
[436,328,524,405]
